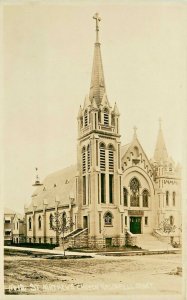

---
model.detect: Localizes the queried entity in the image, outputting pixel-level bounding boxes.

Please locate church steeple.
[89,13,106,106]
[154,119,168,162]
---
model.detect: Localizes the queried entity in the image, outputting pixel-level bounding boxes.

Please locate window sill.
[104,225,113,227]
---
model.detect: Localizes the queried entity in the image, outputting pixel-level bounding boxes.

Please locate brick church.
[24,13,182,248]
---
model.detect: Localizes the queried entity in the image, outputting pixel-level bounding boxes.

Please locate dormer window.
[103,108,109,126]
[84,110,88,127]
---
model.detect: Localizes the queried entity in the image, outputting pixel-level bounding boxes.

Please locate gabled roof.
[121,143,130,158]
[121,131,153,171]
[26,165,77,213]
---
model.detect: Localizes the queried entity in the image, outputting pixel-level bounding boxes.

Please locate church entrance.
[83,216,88,229]
[130,217,142,234]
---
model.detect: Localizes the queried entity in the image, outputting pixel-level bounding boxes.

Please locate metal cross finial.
[133,126,137,136]
[93,13,101,43]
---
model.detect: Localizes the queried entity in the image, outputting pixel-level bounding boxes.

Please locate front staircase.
[64,228,83,240]
[134,233,174,251]
[56,228,88,250]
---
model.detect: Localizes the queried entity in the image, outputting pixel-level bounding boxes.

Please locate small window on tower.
[80,117,83,128]
[82,146,86,173]
[108,144,114,172]
[166,191,169,206]
[84,110,88,127]
[173,192,176,206]
[111,113,115,126]
[100,143,106,171]
[103,108,109,126]
[87,144,91,171]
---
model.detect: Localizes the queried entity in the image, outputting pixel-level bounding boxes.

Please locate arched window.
[108,144,114,172]
[98,109,101,123]
[134,146,139,158]
[80,117,83,128]
[84,110,88,127]
[100,143,106,171]
[142,190,149,207]
[130,178,140,207]
[87,144,91,171]
[166,191,169,206]
[104,212,113,226]
[173,192,176,206]
[62,212,67,227]
[38,215,42,230]
[29,217,32,230]
[170,216,174,225]
[103,108,109,126]
[123,187,128,206]
[82,146,86,173]
[49,214,53,229]
[111,113,115,126]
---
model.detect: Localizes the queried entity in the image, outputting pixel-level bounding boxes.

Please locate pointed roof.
[77,105,83,118]
[89,13,106,106]
[83,95,91,109]
[113,102,120,116]
[154,119,169,162]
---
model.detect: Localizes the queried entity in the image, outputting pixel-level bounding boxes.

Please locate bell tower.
[76,13,123,247]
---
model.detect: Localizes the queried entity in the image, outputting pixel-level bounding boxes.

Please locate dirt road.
[4,253,182,295]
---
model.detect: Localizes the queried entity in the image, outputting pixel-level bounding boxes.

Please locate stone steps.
[134,233,174,251]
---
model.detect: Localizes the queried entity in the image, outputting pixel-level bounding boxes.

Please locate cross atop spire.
[32,167,43,186]
[89,12,106,106]
[133,126,138,138]
[93,13,101,43]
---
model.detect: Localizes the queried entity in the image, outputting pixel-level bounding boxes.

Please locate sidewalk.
[4,246,96,257]
[4,246,181,258]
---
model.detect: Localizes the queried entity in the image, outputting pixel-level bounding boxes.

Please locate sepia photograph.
[2,1,187,299]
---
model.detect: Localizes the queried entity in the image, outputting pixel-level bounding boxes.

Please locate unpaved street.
[4,253,182,295]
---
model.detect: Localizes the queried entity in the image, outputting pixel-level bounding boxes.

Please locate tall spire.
[89,13,106,106]
[154,119,168,162]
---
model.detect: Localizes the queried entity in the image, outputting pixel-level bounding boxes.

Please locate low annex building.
[24,14,182,249]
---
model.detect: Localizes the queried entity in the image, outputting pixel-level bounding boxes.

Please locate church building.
[24,14,182,249]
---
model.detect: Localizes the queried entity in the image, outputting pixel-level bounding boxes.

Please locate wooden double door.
[130,217,142,234]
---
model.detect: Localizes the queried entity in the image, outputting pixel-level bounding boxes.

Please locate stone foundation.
[125,231,137,247]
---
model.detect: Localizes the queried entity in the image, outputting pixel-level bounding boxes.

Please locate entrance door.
[83,216,88,229]
[130,217,141,234]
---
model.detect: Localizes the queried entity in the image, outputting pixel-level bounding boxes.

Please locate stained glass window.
[130,178,140,207]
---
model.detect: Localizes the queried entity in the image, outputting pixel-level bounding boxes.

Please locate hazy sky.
[3,2,187,213]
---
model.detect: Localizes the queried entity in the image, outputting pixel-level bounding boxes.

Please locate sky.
[3,2,187,213]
